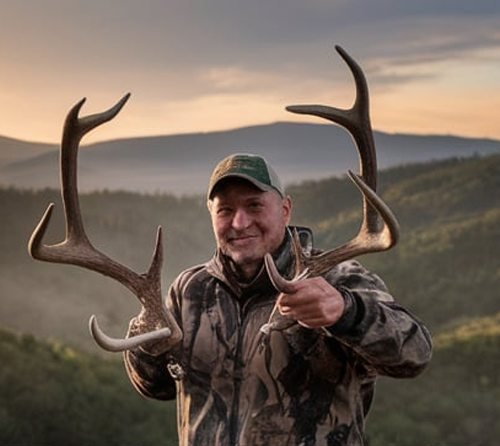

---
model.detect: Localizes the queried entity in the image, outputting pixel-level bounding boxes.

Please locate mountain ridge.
[1,121,498,194]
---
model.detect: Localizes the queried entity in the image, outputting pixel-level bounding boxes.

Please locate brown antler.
[28,95,182,353]
[261,45,399,333]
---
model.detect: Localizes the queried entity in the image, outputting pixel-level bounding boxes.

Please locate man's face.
[208,179,292,278]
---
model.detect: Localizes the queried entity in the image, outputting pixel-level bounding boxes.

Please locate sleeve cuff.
[324,286,361,336]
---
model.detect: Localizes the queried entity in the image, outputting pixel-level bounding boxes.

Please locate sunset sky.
[0,1,499,144]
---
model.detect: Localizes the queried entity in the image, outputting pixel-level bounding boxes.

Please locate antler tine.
[146,226,164,280]
[305,171,399,277]
[62,94,131,242]
[347,171,399,248]
[89,315,172,353]
[286,45,376,197]
[287,44,394,241]
[286,46,369,128]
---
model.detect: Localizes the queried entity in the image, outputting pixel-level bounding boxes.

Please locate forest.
[0,153,499,445]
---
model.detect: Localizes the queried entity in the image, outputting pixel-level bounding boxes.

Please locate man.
[124,153,432,446]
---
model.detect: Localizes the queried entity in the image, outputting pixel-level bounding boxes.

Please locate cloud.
[3,1,498,71]
[0,1,499,141]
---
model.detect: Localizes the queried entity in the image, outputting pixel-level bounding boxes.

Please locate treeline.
[1,315,498,445]
[290,154,500,329]
[367,313,500,446]
[2,154,497,347]
[0,328,177,445]
[0,188,213,348]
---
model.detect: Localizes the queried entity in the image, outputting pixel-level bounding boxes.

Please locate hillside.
[290,154,500,328]
[0,154,498,350]
[0,328,177,445]
[367,313,500,446]
[0,135,55,167]
[1,314,497,445]
[1,122,498,194]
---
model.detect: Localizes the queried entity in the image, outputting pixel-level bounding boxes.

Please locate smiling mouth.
[228,234,258,244]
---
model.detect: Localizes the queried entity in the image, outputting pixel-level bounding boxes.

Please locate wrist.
[324,287,360,335]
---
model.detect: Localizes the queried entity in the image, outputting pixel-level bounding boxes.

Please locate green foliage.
[1,318,497,445]
[367,314,500,446]
[0,153,499,444]
[291,155,500,331]
[0,187,213,348]
[0,328,177,445]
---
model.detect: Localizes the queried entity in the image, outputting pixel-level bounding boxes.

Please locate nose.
[232,208,252,230]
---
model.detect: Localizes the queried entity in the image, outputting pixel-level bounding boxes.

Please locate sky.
[0,0,499,144]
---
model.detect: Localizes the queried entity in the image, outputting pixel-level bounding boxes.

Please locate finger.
[278,304,293,314]
[278,296,314,316]
[297,318,332,329]
[278,303,323,321]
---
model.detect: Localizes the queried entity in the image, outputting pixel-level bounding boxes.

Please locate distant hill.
[1,122,498,194]
[0,135,55,166]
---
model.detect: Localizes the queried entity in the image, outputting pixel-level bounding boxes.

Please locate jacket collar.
[207,228,294,297]
[206,227,299,298]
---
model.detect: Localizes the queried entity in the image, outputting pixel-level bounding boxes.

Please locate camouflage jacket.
[124,228,432,446]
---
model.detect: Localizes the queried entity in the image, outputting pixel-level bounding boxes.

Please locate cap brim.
[208,173,276,199]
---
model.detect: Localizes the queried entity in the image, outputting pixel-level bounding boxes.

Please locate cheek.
[212,217,229,242]
[261,213,288,244]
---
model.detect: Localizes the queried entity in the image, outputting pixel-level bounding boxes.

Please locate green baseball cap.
[208,153,284,199]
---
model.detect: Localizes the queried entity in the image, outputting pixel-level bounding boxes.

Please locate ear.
[282,195,292,224]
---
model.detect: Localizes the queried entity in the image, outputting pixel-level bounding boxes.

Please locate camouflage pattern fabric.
[124,228,432,445]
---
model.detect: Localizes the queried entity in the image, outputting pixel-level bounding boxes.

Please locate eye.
[247,200,264,212]
[216,206,233,217]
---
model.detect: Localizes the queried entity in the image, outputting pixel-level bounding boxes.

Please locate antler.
[261,45,399,333]
[28,95,182,353]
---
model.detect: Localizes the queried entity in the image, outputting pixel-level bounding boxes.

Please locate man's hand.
[277,277,345,329]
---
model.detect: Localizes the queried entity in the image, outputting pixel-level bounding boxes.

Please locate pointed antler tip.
[89,314,173,353]
[121,92,132,103]
[28,202,56,258]
[285,105,311,116]
[155,226,164,247]
[335,45,354,64]
[68,98,87,119]
[76,97,87,109]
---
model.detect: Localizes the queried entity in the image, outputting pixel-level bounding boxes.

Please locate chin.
[229,251,262,267]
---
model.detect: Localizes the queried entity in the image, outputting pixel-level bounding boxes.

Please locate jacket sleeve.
[324,260,433,378]
[123,272,186,401]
